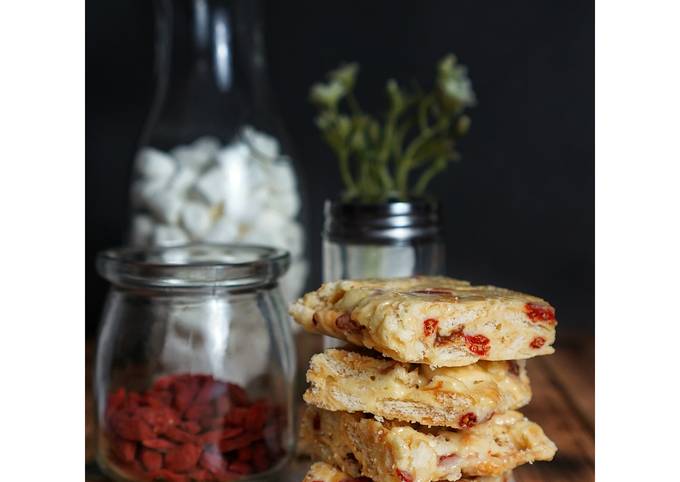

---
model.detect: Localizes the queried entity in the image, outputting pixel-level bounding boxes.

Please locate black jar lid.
[323,199,442,245]
[97,243,289,290]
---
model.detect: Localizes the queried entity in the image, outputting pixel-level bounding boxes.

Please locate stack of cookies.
[289,276,558,482]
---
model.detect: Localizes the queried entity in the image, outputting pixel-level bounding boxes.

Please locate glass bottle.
[94,244,296,482]
[128,0,307,303]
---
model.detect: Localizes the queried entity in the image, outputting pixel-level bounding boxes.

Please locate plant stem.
[337,148,356,195]
[413,157,447,195]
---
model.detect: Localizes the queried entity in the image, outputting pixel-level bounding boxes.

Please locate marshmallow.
[146,190,184,224]
[167,167,199,196]
[242,126,280,160]
[130,178,167,209]
[268,189,301,218]
[269,158,297,195]
[181,201,211,239]
[152,224,189,246]
[135,147,176,182]
[192,136,221,160]
[204,217,238,243]
[194,166,226,205]
[130,214,155,246]
[219,146,251,222]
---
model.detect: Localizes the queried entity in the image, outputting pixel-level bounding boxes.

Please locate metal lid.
[323,199,443,244]
[97,243,290,289]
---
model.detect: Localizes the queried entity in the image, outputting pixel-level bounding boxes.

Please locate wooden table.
[86,336,594,481]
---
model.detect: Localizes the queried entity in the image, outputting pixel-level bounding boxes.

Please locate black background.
[87,0,593,335]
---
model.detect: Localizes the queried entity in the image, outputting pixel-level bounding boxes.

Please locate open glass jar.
[94,244,295,482]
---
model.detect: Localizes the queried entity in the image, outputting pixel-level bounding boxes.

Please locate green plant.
[310,54,475,203]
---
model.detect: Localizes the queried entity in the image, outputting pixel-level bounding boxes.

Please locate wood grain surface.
[86,336,594,481]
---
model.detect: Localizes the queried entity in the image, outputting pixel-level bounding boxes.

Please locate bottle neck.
[147,0,271,146]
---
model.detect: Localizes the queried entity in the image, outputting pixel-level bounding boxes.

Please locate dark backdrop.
[86,0,593,335]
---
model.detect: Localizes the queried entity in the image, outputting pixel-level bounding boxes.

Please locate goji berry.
[459,412,477,428]
[423,318,438,337]
[465,334,490,356]
[228,460,252,475]
[140,448,163,472]
[187,469,213,481]
[185,404,213,421]
[525,302,556,324]
[218,432,261,453]
[110,413,155,441]
[147,469,189,482]
[252,442,269,472]
[141,438,175,451]
[110,437,137,464]
[530,336,546,349]
[396,469,413,482]
[227,383,250,406]
[164,443,202,472]
[173,378,200,413]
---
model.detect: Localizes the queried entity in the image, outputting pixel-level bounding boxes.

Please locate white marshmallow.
[167,167,199,196]
[242,126,280,160]
[194,166,227,205]
[269,158,297,195]
[130,214,155,246]
[192,136,221,160]
[146,190,184,224]
[219,146,251,222]
[268,189,301,218]
[135,147,176,181]
[152,224,189,246]
[204,217,238,243]
[130,178,167,209]
[181,201,211,239]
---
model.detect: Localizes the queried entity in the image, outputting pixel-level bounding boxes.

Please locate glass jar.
[128,0,308,303]
[94,244,296,482]
[322,199,445,281]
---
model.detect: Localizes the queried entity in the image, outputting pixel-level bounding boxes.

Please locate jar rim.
[97,243,290,289]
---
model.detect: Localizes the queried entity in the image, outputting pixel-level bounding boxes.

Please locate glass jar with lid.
[94,244,295,482]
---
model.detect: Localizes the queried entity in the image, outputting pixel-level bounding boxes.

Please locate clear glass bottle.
[323,199,445,281]
[94,244,296,482]
[128,0,307,303]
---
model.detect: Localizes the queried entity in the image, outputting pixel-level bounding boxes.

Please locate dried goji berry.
[180,420,202,434]
[465,334,490,356]
[530,336,546,349]
[524,302,556,324]
[110,413,155,441]
[106,387,127,416]
[423,318,438,337]
[335,313,363,333]
[161,426,197,444]
[185,404,213,421]
[164,443,202,472]
[187,469,213,481]
[110,437,137,464]
[396,469,413,482]
[459,412,477,428]
[147,469,189,482]
[173,378,200,413]
[141,438,176,451]
[141,448,163,472]
[215,395,232,417]
[228,460,252,475]
[227,383,250,406]
[218,432,261,453]
[237,446,253,462]
[252,442,269,472]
